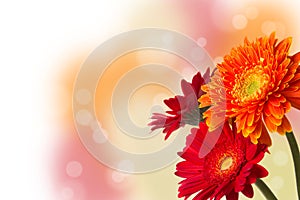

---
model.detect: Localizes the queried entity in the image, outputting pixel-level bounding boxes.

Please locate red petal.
[164,97,180,111]
[226,191,239,200]
[164,120,180,140]
[193,185,217,200]
[251,164,269,179]
[246,143,257,161]
[241,184,254,198]
[181,79,194,97]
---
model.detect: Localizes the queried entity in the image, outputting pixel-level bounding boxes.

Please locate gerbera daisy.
[175,121,268,200]
[199,33,300,145]
[149,68,210,139]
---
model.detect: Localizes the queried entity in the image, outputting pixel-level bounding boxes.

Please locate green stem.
[286,131,300,199]
[255,178,278,200]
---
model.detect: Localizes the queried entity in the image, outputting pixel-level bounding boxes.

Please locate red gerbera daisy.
[149,69,210,139]
[175,121,268,200]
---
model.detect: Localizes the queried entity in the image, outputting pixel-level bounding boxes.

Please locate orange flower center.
[231,63,270,104]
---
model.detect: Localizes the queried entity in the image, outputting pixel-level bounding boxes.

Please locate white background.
[0,1,134,199]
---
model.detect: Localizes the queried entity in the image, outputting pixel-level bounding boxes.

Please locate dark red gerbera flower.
[148,69,210,140]
[175,121,268,200]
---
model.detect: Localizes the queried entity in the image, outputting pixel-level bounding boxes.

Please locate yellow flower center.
[247,80,260,95]
[220,156,233,171]
[231,64,270,104]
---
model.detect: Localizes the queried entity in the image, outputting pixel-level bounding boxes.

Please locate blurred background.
[1,0,300,199]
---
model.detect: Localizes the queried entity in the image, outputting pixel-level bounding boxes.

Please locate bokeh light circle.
[66,161,83,178]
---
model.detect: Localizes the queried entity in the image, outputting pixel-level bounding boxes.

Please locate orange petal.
[243,123,257,137]
[236,113,247,133]
[282,101,291,113]
[199,94,211,108]
[282,72,295,84]
[201,84,209,93]
[268,115,282,126]
[267,102,284,119]
[275,37,292,56]
[287,97,300,110]
[247,111,255,126]
[263,104,272,117]
[209,116,225,131]
[277,125,285,135]
[291,52,300,62]
[258,123,272,146]
[249,122,262,144]
[282,90,300,98]
[277,115,292,135]
[291,73,300,82]
[205,109,225,132]
[264,114,277,133]
[268,94,286,107]
[204,109,212,122]
[250,135,258,144]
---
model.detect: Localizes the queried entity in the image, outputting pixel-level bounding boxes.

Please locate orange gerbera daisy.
[199,33,300,145]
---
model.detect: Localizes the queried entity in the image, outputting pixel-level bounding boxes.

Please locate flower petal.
[241,184,254,198]
[277,115,292,135]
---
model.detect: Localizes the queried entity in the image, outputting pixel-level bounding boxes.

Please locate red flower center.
[204,143,245,182]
